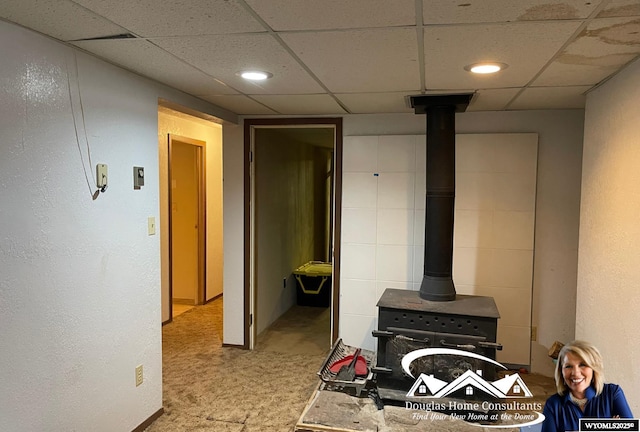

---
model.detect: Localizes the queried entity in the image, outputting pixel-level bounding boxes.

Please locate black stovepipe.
[409,94,472,302]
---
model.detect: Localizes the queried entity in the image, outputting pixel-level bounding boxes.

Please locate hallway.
[146,298,330,431]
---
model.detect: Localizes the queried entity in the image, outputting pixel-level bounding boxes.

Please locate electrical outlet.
[531,326,537,342]
[135,365,143,387]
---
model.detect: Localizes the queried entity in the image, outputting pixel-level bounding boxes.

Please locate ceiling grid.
[1,0,639,114]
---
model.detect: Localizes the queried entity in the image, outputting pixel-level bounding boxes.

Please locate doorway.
[168,134,206,320]
[244,118,343,351]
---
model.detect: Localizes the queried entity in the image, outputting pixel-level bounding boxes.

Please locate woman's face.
[562,351,593,397]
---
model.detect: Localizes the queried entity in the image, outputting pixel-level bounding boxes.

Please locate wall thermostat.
[134,166,144,188]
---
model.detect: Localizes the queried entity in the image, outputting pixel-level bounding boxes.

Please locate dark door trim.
[243,117,343,349]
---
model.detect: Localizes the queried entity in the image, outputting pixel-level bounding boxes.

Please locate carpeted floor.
[145,297,331,431]
[146,297,557,431]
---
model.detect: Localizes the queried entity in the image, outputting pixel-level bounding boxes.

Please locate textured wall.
[579,57,640,413]
[0,21,160,431]
[0,20,231,431]
[222,122,246,345]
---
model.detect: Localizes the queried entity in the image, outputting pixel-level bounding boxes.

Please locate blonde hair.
[554,340,605,396]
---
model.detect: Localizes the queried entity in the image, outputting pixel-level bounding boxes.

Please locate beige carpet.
[145,298,331,431]
[255,304,331,355]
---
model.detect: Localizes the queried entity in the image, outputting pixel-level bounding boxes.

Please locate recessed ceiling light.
[239,70,273,81]
[464,62,508,74]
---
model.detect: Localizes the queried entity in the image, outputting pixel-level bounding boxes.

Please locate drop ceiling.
[2,0,640,115]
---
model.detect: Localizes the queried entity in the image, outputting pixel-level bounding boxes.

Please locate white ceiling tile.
[251,94,347,115]
[281,28,420,93]
[151,33,324,94]
[534,16,640,86]
[508,86,591,110]
[575,17,640,55]
[336,92,416,114]
[4,0,640,114]
[532,59,634,86]
[0,0,127,41]
[424,21,582,89]
[73,0,265,37]
[423,0,599,24]
[72,39,238,95]
[200,95,277,115]
[245,0,415,31]
[467,88,522,111]
[597,0,640,18]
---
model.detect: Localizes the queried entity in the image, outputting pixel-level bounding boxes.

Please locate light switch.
[148,217,156,236]
[134,166,145,188]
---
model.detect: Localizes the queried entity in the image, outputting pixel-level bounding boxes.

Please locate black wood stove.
[372,94,502,405]
[372,288,501,403]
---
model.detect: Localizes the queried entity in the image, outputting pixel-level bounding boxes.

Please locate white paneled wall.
[341,135,421,352]
[453,134,538,365]
[340,133,538,366]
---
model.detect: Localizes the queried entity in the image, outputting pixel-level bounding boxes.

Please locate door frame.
[243,118,343,349]
[168,134,207,320]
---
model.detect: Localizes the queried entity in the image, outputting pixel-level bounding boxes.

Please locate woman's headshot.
[542,340,633,432]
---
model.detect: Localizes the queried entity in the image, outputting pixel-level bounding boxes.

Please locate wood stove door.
[433,332,497,381]
[375,327,435,380]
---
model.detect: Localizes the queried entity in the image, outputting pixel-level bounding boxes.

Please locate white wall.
[578,57,640,413]
[340,133,538,366]
[455,133,538,365]
[344,111,583,375]
[223,110,583,373]
[158,109,224,323]
[0,21,234,431]
[221,123,245,345]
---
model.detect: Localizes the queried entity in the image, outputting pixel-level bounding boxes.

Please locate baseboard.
[222,343,247,349]
[204,293,223,304]
[132,408,164,432]
[172,298,195,305]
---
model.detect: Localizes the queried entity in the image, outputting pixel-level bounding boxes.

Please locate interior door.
[245,119,343,350]
[169,135,206,313]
